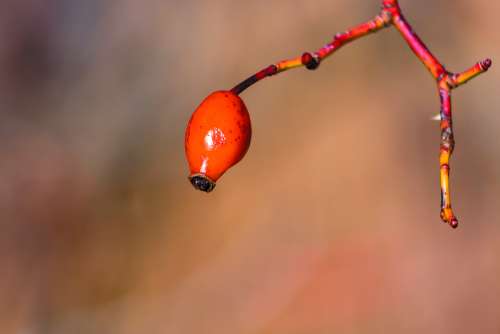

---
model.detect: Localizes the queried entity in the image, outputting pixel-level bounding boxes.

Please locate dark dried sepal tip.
[450,218,459,229]
[301,52,320,70]
[189,174,216,193]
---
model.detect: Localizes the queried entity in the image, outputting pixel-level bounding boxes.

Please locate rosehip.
[185,91,251,192]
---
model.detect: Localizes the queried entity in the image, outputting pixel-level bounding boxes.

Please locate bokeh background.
[1,0,499,333]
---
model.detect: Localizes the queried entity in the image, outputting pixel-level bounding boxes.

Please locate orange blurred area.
[1,0,499,333]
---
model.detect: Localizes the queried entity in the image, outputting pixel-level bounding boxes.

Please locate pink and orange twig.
[231,0,492,228]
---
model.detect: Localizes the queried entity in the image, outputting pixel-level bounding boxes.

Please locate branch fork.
[230,0,491,228]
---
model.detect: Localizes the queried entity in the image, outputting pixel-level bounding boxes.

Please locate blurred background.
[1,0,499,333]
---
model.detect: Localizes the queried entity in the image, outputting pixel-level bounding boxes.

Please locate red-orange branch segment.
[215,0,492,228]
[391,10,445,79]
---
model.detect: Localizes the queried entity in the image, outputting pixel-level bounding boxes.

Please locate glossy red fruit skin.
[185,91,251,192]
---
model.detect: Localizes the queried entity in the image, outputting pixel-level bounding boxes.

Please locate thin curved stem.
[231,7,392,95]
[229,0,492,228]
[389,5,445,79]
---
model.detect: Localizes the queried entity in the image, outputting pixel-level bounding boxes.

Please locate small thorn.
[431,114,441,121]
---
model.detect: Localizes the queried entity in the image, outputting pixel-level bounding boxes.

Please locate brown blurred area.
[0,0,499,333]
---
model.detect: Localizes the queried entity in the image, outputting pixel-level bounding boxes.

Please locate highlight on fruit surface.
[184,91,251,192]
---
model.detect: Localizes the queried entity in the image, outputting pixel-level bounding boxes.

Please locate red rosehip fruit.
[185,91,251,192]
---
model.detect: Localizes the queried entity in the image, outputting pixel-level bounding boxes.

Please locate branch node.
[379,10,393,26]
[436,72,447,84]
[301,52,320,70]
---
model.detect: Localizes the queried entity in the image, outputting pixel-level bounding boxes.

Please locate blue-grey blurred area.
[1,0,499,333]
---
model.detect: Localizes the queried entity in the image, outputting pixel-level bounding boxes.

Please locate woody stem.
[230,0,491,228]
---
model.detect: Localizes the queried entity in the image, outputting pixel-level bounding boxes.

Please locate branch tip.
[448,58,492,89]
[480,58,492,71]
